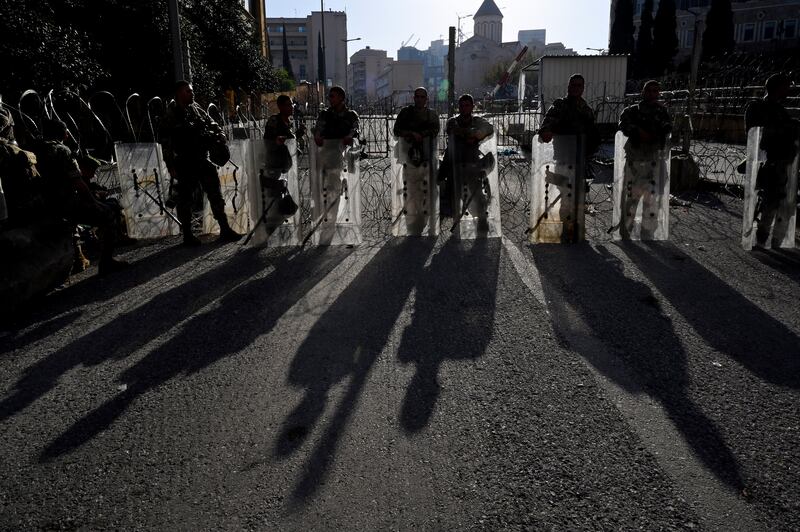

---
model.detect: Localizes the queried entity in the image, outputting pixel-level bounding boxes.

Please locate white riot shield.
[742,127,799,250]
[246,138,301,247]
[114,142,181,239]
[611,131,671,241]
[529,135,585,243]
[308,139,362,246]
[0,177,7,221]
[450,132,502,239]
[203,139,251,234]
[390,136,439,236]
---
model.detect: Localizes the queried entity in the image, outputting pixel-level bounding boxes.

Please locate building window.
[298,25,306,33]
[782,20,798,39]
[299,65,307,77]
[741,23,756,42]
[685,28,695,48]
[763,20,777,41]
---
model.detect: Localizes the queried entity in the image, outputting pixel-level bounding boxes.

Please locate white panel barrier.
[203,139,251,235]
[246,138,301,247]
[389,136,439,236]
[742,127,798,250]
[114,142,181,239]
[308,139,362,246]
[529,135,585,244]
[611,131,671,241]
[449,132,502,239]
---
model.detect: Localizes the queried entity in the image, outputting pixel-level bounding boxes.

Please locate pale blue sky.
[265,1,611,59]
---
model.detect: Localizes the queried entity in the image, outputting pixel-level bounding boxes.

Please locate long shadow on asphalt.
[0,245,333,425]
[532,242,746,492]
[38,246,350,460]
[622,242,800,388]
[397,238,501,433]
[273,237,437,506]
[0,243,244,423]
[0,239,221,350]
[750,247,800,288]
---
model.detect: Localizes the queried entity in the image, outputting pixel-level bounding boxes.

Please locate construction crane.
[400,33,415,48]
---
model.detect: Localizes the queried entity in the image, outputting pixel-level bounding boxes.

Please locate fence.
[5,84,792,244]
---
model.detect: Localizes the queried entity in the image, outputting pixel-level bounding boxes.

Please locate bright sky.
[265,0,611,60]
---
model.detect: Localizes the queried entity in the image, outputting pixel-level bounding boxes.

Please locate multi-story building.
[375,61,425,109]
[347,47,394,105]
[610,0,800,60]
[266,11,348,87]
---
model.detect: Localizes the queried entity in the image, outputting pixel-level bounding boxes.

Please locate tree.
[702,0,735,59]
[652,0,679,74]
[0,0,278,103]
[281,24,296,80]
[634,0,655,78]
[609,0,635,55]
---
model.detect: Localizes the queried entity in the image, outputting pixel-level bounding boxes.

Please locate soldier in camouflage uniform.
[313,86,359,147]
[538,74,600,155]
[744,73,800,247]
[264,95,304,177]
[159,81,242,246]
[618,80,672,153]
[35,119,128,276]
[393,87,440,166]
[442,94,495,226]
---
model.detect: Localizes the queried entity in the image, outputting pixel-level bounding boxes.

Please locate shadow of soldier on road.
[532,243,746,493]
[37,246,350,460]
[397,238,501,433]
[273,238,435,505]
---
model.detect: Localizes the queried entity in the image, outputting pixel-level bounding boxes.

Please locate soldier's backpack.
[0,138,43,224]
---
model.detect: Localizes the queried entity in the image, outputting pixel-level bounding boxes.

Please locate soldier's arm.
[392,108,410,138]
[158,112,177,172]
[618,107,637,137]
[423,110,441,138]
[473,117,494,141]
[348,111,360,140]
[263,116,280,142]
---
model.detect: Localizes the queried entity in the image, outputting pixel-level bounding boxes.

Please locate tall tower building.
[473,0,503,44]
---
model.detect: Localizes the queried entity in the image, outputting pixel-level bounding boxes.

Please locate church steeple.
[473,0,503,44]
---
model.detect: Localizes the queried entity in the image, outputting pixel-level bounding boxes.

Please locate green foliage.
[652,0,679,74]
[609,0,635,55]
[702,0,735,59]
[0,0,277,102]
[275,69,297,92]
[0,1,106,97]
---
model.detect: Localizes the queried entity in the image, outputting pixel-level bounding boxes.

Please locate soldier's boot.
[177,206,201,247]
[218,218,243,242]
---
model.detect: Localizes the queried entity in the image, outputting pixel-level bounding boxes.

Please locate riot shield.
[308,138,362,246]
[742,127,799,250]
[529,135,585,243]
[114,142,181,239]
[246,138,301,247]
[611,131,671,241]
[449,132,502,239]
[203,139,251,235]
[389,135,439,236]
[0,177,7,222]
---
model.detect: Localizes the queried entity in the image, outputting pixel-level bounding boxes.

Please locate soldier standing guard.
[393,87,440,165]
[744,73,800,248]
[159,80,242,246]
[618,80,672,152]
[313,86,359,148]
[539,74,601,212]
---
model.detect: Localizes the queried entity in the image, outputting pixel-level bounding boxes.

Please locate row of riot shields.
[530,132,671,244]
[529,127,797,250]
[388,134,502,239]
[110,133,503,246]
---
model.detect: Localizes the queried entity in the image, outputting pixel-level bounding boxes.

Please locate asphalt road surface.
[1,191,798,531]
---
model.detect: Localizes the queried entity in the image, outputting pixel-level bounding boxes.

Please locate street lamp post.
[342,37,361,99]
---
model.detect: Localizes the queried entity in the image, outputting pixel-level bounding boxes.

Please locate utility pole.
[448,26,455,117]
[320,0,327,86]
[684,13,705,155]
[168,0,184,82]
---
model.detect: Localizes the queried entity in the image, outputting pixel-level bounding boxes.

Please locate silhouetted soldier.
[393,87,440,166]
[159,80,242,246]
[745,73,800,247]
